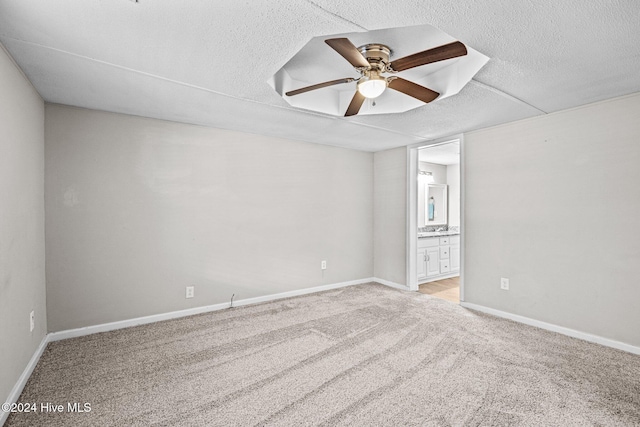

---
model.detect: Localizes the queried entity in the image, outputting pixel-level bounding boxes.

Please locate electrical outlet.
[500,278,510,290]
[30,311,35,332]
[321,260,327,270]
[185,286,194,299]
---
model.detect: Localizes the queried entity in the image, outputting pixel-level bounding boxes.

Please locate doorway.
[406,136,464,303]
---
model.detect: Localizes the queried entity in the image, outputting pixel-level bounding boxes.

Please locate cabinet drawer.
[418,237,440,248]
[440,260,450,273]
[439,237,449,245]
[439,246,450,259]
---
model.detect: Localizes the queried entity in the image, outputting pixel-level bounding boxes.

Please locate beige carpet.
[6,283,640,426]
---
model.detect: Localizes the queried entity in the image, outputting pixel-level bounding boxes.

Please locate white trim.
[1,335,49,426]
[461,302,640,355]
[406,147,418,291]
[374,277,409,290]
[406,136,464,294]
[458,135,466,302]
[222,278,372,308]
[48,278,373,342]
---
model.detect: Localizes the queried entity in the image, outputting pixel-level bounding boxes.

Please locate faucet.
[436,226,447,232]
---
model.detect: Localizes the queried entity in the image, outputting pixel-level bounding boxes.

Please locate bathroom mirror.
[426,184,448,226]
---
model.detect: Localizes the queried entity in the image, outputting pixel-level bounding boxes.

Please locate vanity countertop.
[418,231,460,238]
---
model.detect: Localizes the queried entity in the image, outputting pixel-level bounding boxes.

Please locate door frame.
[406,134,465,302]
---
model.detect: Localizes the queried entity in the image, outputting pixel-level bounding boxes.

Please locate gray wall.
[465,93,640,347]
[45,105,373,331]
[0,45,46,401]
[373,147,407,286]
[418,162,447,183]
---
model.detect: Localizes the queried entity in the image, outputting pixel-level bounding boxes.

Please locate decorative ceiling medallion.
[269,24,489,117]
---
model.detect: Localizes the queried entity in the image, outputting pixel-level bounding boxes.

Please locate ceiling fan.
[285,38,467,117]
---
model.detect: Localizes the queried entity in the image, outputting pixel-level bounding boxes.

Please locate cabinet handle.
[427,255,430,261]
[424,254,427,261]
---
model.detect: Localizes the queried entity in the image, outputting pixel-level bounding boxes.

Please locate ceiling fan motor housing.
[357,44,391,71]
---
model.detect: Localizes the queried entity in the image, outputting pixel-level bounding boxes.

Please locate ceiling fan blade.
[325,38,370,68]
[285,78,355,96]
[344,91,366,117]
[389,41,467,72]
[388,77,440,104]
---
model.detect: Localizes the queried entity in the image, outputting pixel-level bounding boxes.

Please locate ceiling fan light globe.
[357,78,387,99]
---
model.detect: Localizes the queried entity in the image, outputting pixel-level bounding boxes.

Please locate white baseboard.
[227,278,374,308]
[460,302,640,355]
[1,334,49,426]
[373,277,409,291]
[49,278,374,342]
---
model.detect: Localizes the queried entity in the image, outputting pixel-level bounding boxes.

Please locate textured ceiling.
[1,0,639,152]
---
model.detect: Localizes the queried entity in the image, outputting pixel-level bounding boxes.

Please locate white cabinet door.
[417,248,427,280]
[426,247,440,277]
[450,245,460,272]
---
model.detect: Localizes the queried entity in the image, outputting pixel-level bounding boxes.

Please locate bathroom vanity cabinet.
[417,235,460,283]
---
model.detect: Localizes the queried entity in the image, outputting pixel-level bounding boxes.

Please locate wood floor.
[418,276,460,303]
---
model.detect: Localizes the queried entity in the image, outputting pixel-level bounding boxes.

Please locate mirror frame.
[426,183,448,226]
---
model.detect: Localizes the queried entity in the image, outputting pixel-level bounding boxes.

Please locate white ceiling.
[1,0,639,152]
[419,142,459,165]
